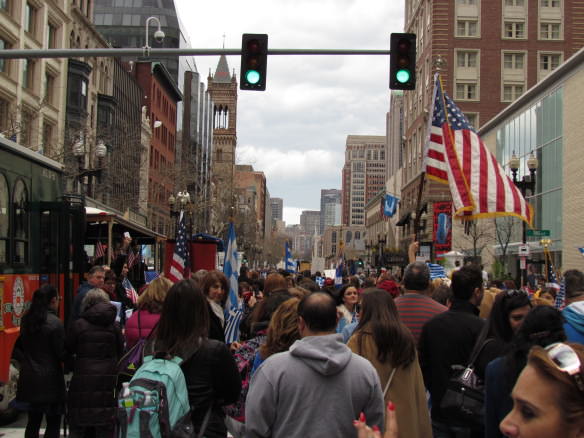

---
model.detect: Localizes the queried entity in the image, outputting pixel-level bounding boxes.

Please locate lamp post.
[378,235,386,268]
[168,190,193,238]
[73,138,108,196]
[508,152,539,288]
[143,16,165,56]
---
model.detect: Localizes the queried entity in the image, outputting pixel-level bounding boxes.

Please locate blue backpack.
[117,352,193,438]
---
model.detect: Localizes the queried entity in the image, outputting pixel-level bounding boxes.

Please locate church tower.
[207,55,238,228]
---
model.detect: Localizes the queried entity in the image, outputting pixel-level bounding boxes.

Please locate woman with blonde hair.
[124,276,173,349]
[499,342,584,437]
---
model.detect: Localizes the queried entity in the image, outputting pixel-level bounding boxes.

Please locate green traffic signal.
[245,69,261,85]
[396,69,411,84]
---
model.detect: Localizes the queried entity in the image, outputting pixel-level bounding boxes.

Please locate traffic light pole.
[0,48,392,59]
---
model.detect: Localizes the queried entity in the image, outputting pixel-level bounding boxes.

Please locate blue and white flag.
[223,222,243,344]
[554,279,566,310]
[285,241,295,273]
[428,263,447,280]
[335,258,344,288]
[144,271,160,284]
[384,194,399,217]
[578,247,584,257]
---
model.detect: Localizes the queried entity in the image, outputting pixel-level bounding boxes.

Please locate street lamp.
[168,190,193,237]
[508,151,539,288]
[143,16,165,56]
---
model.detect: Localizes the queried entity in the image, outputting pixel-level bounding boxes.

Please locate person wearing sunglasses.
[499,342,584,437]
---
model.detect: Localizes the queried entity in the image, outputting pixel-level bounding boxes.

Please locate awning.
[85,206,166,243]
[395,212,411,227]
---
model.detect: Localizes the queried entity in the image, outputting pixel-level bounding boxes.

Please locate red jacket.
[124,309,160,349]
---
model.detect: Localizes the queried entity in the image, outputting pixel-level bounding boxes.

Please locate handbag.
[439,330,493,427]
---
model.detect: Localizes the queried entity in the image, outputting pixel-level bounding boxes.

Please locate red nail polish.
[388,401,395,411]
[359,412,366,422]
[372,425,380,432]
[353,420,359,426]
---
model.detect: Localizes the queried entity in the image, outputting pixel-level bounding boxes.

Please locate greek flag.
[285,241,295,273]
[335,257,344,288]
[578,247,584,257]
[384,194,399,217]
[223,222,243,344]
[428,263,447,280]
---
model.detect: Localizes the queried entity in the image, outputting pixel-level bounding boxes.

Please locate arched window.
[12,179,28,264]
[0,174,8,264]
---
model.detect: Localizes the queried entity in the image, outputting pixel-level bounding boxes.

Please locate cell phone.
[124,232,131,239]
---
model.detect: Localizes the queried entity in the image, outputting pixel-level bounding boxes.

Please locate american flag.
[425,75,532,225]
[122,277,139,305]
[127,248,137,269]
[167,211,188,283]
[95,241,106,260]
[223,222,243,344]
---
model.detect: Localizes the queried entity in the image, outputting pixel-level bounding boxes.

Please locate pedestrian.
[245,292,384,437]
[202,270,229,342]
[473,289,532,380]
[419,264,485,437]
[484,305,566,438]
[562,269,584,343]
[348,289,432,438]
[101,269,134,326]
[66,288,124,438]
[14,285,65,438]
[124,275,173,349]
[149,279,241,438]
[336,284,359,333]
[499,342,584,437]
[395,259,448,345]
[71,265,105,320]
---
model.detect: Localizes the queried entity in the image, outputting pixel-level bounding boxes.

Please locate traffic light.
[240,33,268,91]
[390,33,416,90]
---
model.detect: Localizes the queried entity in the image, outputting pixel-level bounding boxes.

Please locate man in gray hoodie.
[245,292,384,438]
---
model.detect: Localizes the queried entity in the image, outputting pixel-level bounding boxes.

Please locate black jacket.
[15,310,66,405]
[181,339,241,438]
[419,299,485,424]
[208,302,225,343]
[66,302,124,427]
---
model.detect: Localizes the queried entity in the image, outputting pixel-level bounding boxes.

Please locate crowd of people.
[10,241,584,438]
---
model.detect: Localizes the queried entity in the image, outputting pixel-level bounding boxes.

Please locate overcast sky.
[175,0,404,224]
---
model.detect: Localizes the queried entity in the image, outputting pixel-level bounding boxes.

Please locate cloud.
[283,207,305,225]
[175,0,404,212]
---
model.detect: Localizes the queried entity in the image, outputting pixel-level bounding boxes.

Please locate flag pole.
[413,172,426,243]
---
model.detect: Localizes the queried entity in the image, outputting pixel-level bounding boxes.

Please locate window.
[0,174,7,264]
[457,0,477,3]
[540,23,561,40]
[541,0,560,6]
[0,0,9,11]
[503,84,524,101]
[19,109,34,147]
[0,38,9,74]
[456,83,478,100]
[44,71,55,105]
[456,20,478,37]
[332,231,337,243]
[504,21,525,38]
[504,53,525,69]
[466,113,479,129]
[42,120,55,156]
[505,0,524,4]
[0,97,8,133]
[22,59,35,90]
[12,179,29,264]
[540,53,561,72]
[457,51,478,67]
[24,3,36,35]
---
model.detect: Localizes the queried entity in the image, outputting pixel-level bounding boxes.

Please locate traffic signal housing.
[390,33,416,90]
[240,33,268,91]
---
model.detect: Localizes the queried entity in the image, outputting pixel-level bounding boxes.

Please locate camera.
[154,29,165,43]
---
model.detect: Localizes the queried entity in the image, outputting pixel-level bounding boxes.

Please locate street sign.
[518,244,530,256]
[526,229,550,237]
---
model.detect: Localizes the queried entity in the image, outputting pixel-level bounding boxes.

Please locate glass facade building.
[495,87,563,250]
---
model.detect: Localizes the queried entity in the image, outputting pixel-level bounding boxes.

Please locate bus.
[0,135,86,421]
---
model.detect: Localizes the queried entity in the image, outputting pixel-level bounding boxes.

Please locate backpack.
[117,311,157,389]
[117,352,193,438]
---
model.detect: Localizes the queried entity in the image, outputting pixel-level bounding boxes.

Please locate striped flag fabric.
[425,74,532,225]
[223,222,243,344]
[334,257,344,288]
[428,263,447,280]
[127,249,137,269]
[167,211,188,283]
[285,241,295,273]
[555,278,566,310]
[95,241,106,260]
[122,277,139,305]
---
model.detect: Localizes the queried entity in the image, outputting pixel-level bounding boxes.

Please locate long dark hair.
[21,284,58,335]
[486,290,531,343]
[155,279,209,356]
[503,305,566,390]
[355,288,415,368]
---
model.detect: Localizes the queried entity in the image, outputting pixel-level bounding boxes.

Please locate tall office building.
[270,198,284,222]
[320,189,342,234]
[395,0,584,246]
[300,210,321,236]
[341,135,386,227]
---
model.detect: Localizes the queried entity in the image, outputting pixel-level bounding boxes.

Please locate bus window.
[0,174,7,264]
[13,179,28,264]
